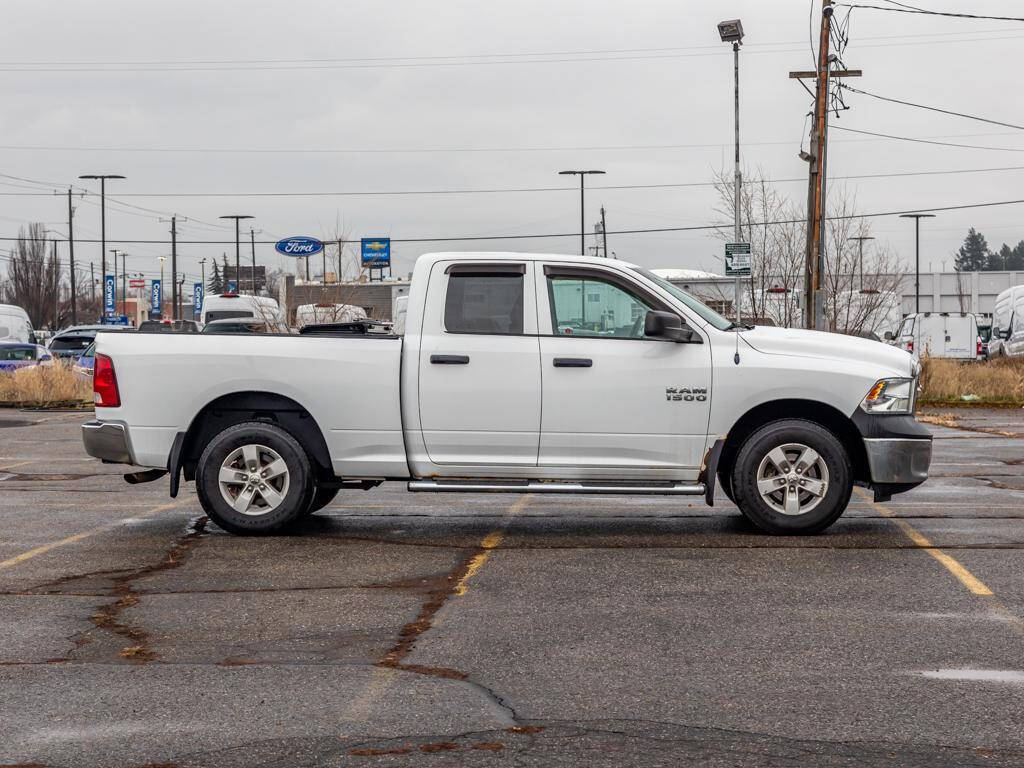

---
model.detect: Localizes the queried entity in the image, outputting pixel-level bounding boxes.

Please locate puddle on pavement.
[919,669,1024,683]
[0,419,36,428]
[0,472,100,482]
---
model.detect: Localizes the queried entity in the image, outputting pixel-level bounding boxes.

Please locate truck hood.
[740,325,914,377]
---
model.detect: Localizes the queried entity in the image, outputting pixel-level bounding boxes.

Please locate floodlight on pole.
[558,170,606,256]
[899,213,935,314]
[78,174,125,314]
[718,17,744,322]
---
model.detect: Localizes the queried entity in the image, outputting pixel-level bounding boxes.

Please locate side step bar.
[408,480,704,495]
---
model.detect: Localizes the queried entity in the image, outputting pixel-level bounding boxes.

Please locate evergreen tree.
[1010,240,1024,271]
[988,243,1013,271]
[208,261,222,294]
[954,228,990,272]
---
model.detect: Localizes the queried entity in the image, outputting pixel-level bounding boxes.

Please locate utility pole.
[171,217,177,320]
[90,262,95,308]
[848,236,874,291]
[790,1,860,329]
[219,214,253,294]
[199,257,207,290]
[120,252,128,317]
[600,207,609,258]
[67,188,77,325]
[52,240,59,331]
[250,227,258,293]
[558,170,605,255]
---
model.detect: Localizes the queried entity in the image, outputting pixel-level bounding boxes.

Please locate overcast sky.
[2,0,1023,286]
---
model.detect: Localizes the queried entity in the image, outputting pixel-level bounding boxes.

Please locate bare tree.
[2,224,65,329]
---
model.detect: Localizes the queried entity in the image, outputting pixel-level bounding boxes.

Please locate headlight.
[860,377,915,414]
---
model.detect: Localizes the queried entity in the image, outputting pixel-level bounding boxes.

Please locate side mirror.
[644,310,697,343]
[883,330,893,341]
[1002,328,1012,340]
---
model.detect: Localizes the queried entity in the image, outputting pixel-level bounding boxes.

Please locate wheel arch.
[717,399,868,492]
[177,391,332,485]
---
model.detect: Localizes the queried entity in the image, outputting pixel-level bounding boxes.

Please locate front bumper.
[82,420,134,464]
[863,438,932,484]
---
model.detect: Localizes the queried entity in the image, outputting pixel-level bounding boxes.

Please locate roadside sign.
[151,279,162,318]
[129,278,145,289]
[193,282,203,318]
[725,242,752,277]
[361,238,391,267]
[227,280,237,293]
[275,236,323,257]
[104,274,115,315]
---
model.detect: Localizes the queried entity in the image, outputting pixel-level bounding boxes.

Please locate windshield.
[0,346,35,361]
[206,310,254,322]
[631,268,734,330]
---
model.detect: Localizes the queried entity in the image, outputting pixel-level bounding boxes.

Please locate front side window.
[444,273,524,335]
[547,275,653,338]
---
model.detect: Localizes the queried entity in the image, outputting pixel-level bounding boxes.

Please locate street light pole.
[219,215,253,293]
[718,19,744,323]
[78,174,124,311]
[110,249,121,317]
[848,236,875,292]
[899,214,936,314]
[558,170,605,256]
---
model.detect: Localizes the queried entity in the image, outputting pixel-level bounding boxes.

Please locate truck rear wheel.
[196,421,314,535]
[730,419,851,535]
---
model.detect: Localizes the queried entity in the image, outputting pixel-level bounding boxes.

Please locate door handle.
[553,357,593,368]
[430,354,470,365]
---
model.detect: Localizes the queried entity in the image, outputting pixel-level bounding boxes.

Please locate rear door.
[942,315,974,359]
[416,260,542,466]
[536,263,711,474]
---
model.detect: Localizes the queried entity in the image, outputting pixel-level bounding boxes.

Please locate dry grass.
[0,364,92,407]
[919,356,1024,405]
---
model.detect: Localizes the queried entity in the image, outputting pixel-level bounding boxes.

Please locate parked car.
[295,303,368,329]
[988,286,1023,358]
[0,342,53,372]
[72,341,96,381]
[83,252,930,537]
[887,312,980,361]
[200,317,290,334]
[0,304,36,344]
[200,293,284,326]
[47,325,131,362]
[138,320,200,333]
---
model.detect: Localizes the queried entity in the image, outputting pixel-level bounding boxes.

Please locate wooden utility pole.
[67,189,77,325]
[790,0,860,330]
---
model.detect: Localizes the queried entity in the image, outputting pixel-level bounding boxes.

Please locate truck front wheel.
[196,421,315,535]
[730,419,852,535]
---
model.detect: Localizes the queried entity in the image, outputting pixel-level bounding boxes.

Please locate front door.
[537,264,712,474]
[417,260,541,466]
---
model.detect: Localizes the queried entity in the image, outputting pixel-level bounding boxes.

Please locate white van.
[989,285,1024,358]
[294,303,368,329]
[890,312,980,361]
[1004,290,1024,359]
[0,304,35,344]
[200,293,284,326]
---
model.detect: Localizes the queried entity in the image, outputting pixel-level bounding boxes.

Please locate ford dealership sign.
[275,236,323,257]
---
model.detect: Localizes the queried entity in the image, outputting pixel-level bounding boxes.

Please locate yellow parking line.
[454,495,531,597]
[0,500,187,571]
[854,488,993,596]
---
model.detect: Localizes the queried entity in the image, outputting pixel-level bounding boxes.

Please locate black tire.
[196,421,315,535]
[302,486,339,516]
[730,419,852,535]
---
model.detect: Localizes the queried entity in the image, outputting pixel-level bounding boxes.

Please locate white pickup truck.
[83,252,931,535]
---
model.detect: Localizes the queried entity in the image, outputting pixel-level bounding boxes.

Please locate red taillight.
[977,337,983,356]
[93,353,121,408]
[906,340,914,353]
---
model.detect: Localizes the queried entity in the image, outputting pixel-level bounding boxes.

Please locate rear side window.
[206,310,253,322]
[444,273,524,335]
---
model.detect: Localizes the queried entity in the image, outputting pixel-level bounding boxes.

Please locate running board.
[407,480,705,495]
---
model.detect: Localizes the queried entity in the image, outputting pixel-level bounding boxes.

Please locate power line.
[832,125,1024,152]
[840,84,1024,131]
[2,196,1024,245]
[839,2,1024,22]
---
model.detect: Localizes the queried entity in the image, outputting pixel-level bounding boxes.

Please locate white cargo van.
[294,303,368,329]
[989,285,1024,358]
[200,293,284,326]
[0,304,35,344]
[890,312,980,360]
[1003,290,1024,359]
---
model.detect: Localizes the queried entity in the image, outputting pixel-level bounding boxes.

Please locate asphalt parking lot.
[1,410,1023,767]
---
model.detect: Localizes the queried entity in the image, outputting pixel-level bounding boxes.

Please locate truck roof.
[417,251,642,271]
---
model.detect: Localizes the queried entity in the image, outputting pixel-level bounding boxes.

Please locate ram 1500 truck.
[82,252,931,535]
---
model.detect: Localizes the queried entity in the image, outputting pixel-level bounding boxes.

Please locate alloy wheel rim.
[755,442,829,516]
[217,443,290,516]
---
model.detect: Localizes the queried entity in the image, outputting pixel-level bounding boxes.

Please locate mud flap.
[699,439,725,507]
[167,432,185,498]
